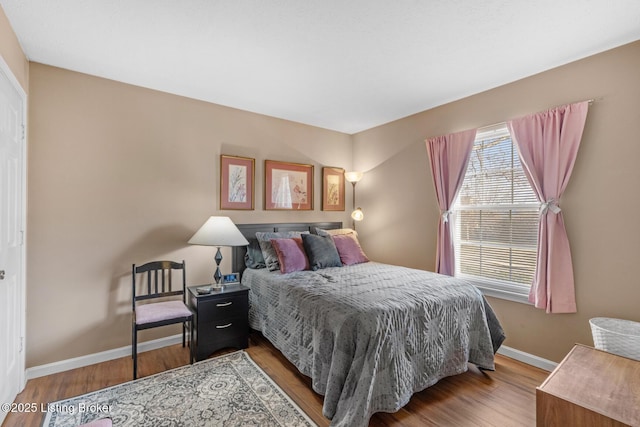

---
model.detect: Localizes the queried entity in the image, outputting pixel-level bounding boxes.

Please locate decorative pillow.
[301,233,342,271]
[244,238,266,269]
[256,231,309,271]
[332,234,369,265]
[314,227,358,237]
[270,238,309,273]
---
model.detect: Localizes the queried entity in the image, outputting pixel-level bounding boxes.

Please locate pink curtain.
[508,101,589,313]
[426,129,476,276]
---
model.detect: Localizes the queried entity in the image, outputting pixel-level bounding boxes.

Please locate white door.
[0,59,26,425]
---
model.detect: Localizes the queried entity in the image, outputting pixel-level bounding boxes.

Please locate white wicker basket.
[589,317,640,361]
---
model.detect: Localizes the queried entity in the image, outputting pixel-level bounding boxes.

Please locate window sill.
[457,275,533,305]
[475,284,532,305]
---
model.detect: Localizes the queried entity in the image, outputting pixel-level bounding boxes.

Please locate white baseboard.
[497,345,557,372]
[25,334,183,380]
[25,336,556,380]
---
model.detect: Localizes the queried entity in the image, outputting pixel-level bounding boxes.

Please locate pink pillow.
[270,238,309,273]
[332,234,369,265]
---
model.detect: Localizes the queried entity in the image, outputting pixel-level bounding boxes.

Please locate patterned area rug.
[41,350,317,427]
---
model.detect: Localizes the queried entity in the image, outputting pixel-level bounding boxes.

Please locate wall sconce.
[344,171,364,229]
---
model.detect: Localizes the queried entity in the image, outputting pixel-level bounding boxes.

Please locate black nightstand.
[187,284,249,361]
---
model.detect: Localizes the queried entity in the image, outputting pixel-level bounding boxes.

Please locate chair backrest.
[132,260,186,309]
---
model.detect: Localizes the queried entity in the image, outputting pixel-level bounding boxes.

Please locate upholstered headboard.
[232,221,343,279]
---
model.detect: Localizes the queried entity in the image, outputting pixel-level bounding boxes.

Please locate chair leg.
[133,326,138,380]
[182,321,186,348]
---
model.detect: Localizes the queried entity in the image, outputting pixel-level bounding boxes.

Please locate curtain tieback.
[540,199,561,215]
[441,210,452,223]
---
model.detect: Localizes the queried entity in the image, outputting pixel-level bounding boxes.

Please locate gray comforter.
[243,262,505,427]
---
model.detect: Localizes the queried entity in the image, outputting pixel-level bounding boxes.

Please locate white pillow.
[314,227,358,237]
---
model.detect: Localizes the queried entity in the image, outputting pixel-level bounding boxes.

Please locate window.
[453,124,539,303]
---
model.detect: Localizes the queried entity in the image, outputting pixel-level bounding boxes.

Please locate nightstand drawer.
[198,294,248,322]
[199,316,248,345]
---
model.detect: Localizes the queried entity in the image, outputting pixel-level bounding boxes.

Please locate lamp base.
[213,247,223,287]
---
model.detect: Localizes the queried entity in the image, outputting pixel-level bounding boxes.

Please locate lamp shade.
[188,216,249,247]
[344,171,363,183]
[351,208,364,221]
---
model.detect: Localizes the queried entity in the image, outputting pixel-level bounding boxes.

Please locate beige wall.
[27,63,352,367]
[22,27,640,367]
[353,41,640,363]
[0,5,28,92]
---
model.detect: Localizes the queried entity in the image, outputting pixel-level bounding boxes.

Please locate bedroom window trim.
[452,123,538,305]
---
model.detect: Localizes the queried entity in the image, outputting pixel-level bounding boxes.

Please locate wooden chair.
[132,260,193,379]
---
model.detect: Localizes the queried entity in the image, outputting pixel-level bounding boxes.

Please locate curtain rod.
[476,98,599,133]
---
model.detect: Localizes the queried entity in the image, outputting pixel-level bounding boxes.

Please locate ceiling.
[3,1,640,134]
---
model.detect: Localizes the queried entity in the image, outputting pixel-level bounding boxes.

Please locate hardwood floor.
[4,332,549,427]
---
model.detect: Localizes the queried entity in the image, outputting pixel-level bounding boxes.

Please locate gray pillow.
[244,238,266,269]
[256,231,309,271]
[301,233,342,271]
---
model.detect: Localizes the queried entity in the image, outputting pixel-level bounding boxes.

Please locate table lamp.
[188,216,249,287]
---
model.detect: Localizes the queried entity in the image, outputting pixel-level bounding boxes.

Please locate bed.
[232,222,505,427]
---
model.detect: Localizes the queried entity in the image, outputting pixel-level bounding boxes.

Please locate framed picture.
[220,155,255,210]
[265,160,313,210]
[322,167,345,211]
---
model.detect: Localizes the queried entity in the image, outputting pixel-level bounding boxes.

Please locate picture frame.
[265,160,313,210]
[220,155,255,210]
[322,167,345,211]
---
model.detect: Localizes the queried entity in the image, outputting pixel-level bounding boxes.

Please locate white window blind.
[454,125,539,297]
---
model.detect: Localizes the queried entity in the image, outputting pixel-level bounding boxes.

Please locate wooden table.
[536,344,640,426]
